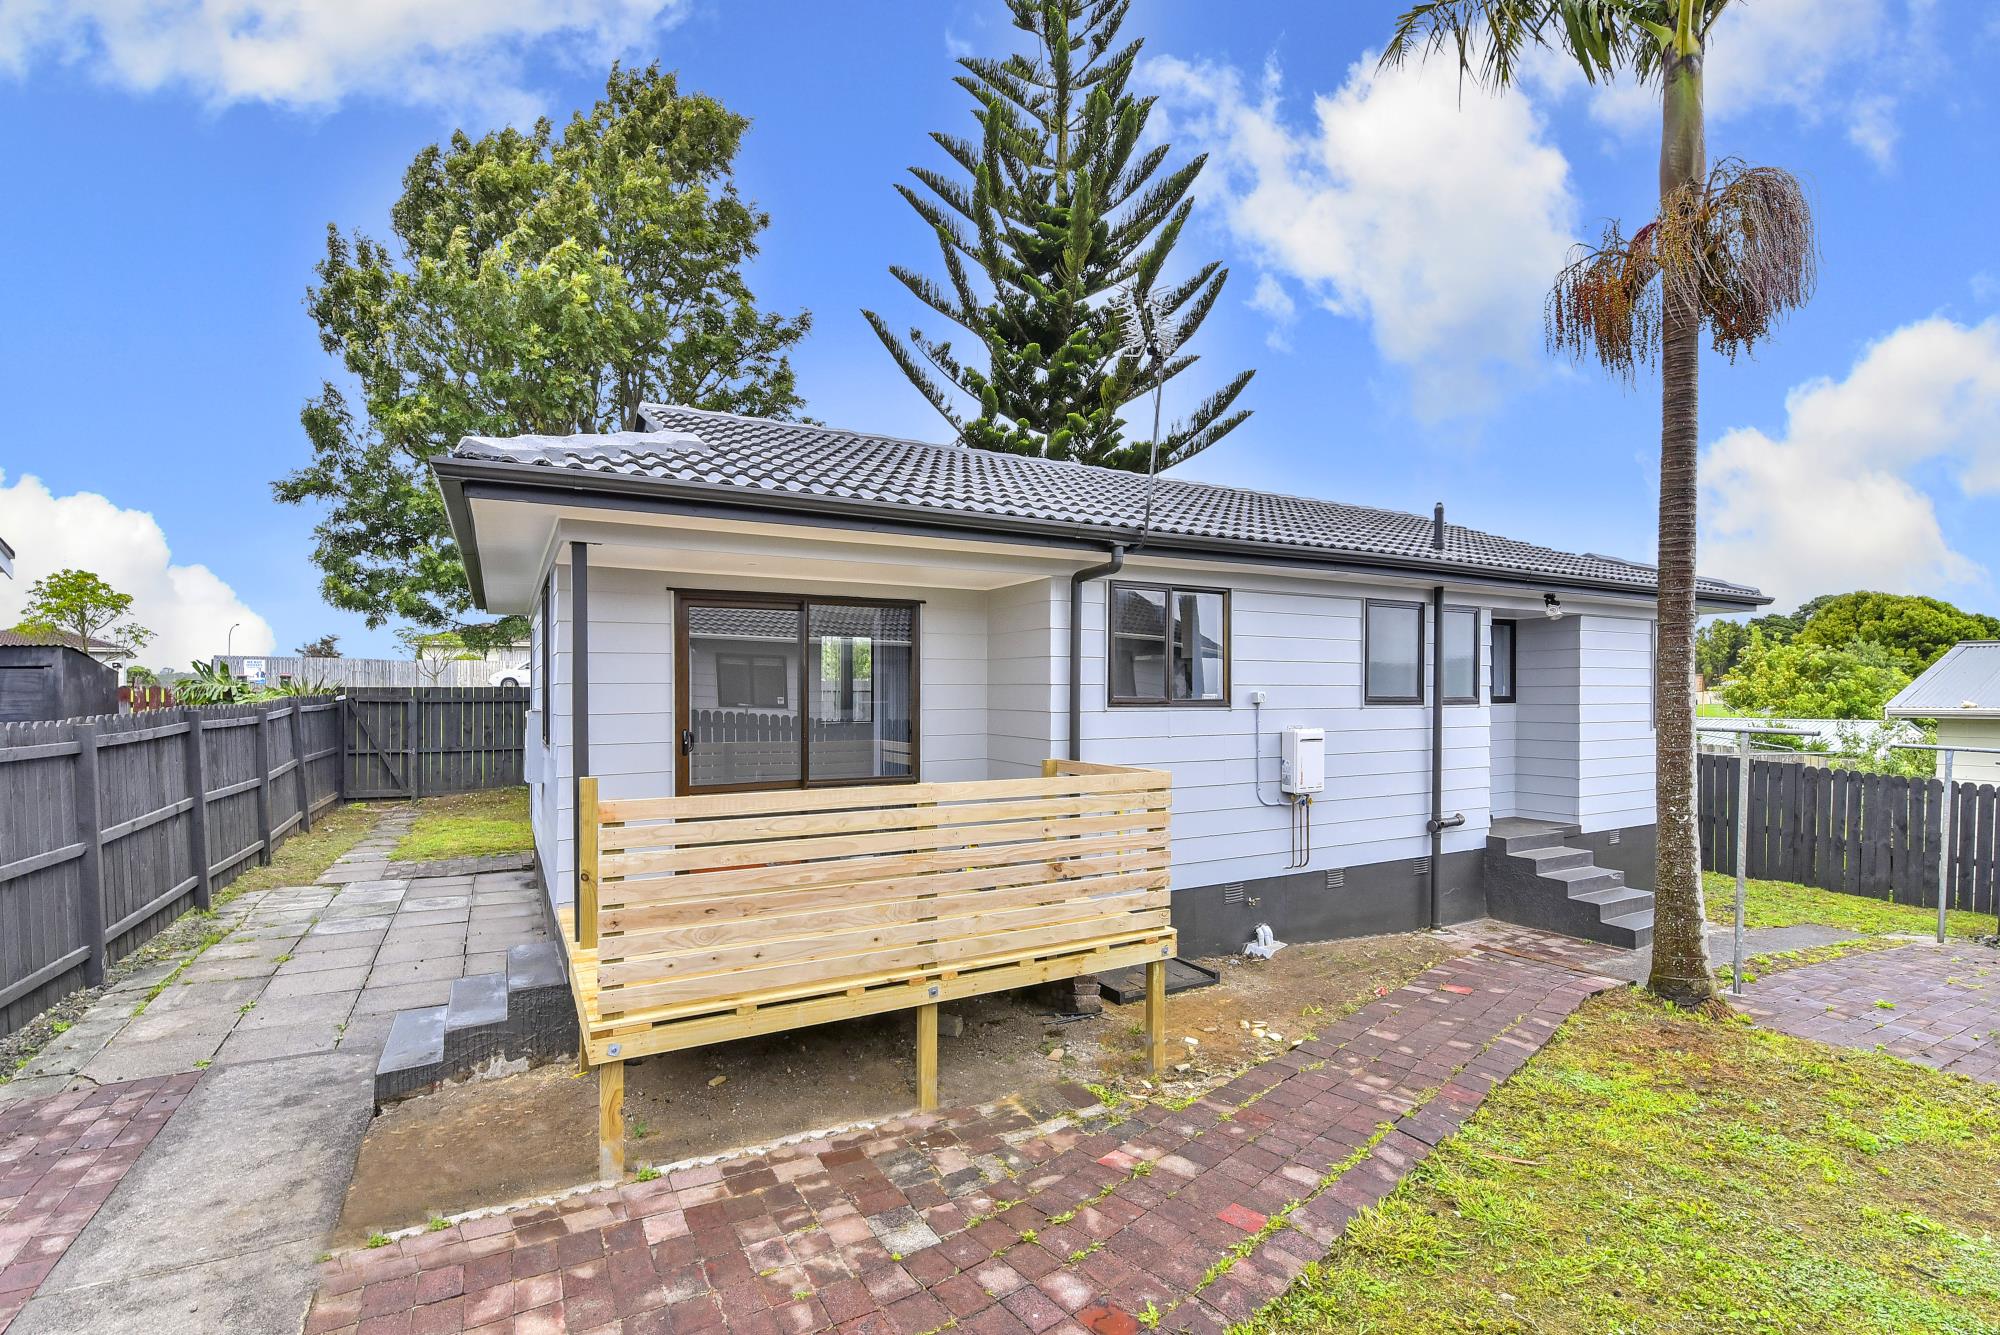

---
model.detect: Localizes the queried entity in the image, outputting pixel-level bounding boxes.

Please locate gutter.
[1068,546,1126,761]
[1426,504,1465,929]
[429,456,1773,613]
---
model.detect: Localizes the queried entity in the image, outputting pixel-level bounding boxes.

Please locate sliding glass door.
[676,594,919,792]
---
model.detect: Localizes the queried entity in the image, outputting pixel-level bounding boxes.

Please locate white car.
[489,665,532,688]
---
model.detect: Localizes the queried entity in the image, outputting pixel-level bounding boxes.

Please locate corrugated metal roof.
[0,629,129,653]
[1885,641,2000,716]
[447,405,1766,603]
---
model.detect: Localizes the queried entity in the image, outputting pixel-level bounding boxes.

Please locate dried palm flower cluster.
[1548,159,1818,377]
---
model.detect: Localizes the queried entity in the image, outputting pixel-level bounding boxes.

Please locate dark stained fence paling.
[340,687,527,799]
[0,698,346,1038]
[1698,753,2000,914]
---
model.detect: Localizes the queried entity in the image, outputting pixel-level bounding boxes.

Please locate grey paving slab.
[261,964,372,999]
[291,928,385,954]
[76,1033,226,1083]
[144,978,266,1013]
[365,956,465,988]
[213,1021,345,1065]
[273,946,377,975]
[353,979,456,1014]
[237,994,357,1031]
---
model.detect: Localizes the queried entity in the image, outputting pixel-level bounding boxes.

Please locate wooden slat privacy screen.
[573,762,1175,1046]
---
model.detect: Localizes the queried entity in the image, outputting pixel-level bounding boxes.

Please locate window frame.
[673,590,923,794]
[1442,605,1481,706]
[1363,598,1427,705]
[1491,617,1518,704]
[1104,581,1232,708]
[539,575,552,745]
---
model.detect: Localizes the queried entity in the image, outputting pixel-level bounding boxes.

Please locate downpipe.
[1068,544,1125,761]
[1426,504,1465,928]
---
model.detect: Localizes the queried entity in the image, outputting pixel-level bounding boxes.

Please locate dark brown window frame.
[1442,605,1481,705]
[1105,581,1232,708]
[1491,617,1518,704]
[672,590,923,794]
[1363,598,1426,705]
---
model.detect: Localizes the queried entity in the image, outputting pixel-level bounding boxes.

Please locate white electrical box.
[1280,726,1325,795]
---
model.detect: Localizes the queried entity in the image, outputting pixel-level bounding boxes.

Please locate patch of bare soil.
[334,930,1461,1243]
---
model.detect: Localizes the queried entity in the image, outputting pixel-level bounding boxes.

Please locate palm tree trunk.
[1646,43,1718,1007]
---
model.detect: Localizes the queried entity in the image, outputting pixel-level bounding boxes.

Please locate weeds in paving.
[635,1165,661,1183]
[365,1233,392,1249]
[426,1216,450,1232]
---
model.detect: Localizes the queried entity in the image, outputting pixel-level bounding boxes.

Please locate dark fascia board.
[430,455,1774,612]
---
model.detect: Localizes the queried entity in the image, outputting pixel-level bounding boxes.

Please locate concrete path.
[309,947,1621,1335]
[1,809,550,1334]
[1736,939,2000,1082]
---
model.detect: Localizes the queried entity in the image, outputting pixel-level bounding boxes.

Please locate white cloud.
[0,1,688,115]
[1248,273,1297,350]
[1701,317,2000,609]
[1148,53,1576,417]
[1571,0,1908,167]
[0,473,274,669]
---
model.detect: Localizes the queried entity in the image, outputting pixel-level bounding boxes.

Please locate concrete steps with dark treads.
[1483,820,1654,948]
[374,941,579,1110]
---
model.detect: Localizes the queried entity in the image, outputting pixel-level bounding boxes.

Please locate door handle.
[681,728,694,755]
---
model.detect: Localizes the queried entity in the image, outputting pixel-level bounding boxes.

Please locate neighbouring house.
[435,406,1769,960]
[0,628,133,672]
[0,639,118,722]
[1885,641,2000,783]
[0,534,14,580]
[211,649,530,690]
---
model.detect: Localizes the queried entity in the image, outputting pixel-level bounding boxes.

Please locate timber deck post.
[916,1002,939,1111]
[1145,958,1168,1076]
[578,776,600,951]
[598,1059,625,1180]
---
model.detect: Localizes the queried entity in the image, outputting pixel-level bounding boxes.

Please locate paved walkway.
[310,948,1620,1335]
[0,810,550,1334]
[1737,940,2000,1082]
[0,1076,196,1333]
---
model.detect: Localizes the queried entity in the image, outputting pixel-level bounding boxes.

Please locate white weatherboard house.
[1886,641,2000,784]
[436,406,1768,955]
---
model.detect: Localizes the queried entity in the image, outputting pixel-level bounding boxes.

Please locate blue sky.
[1,0,1996,666]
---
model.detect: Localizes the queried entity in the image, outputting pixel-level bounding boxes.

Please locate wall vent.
[1411,856,1430,876]
[1607,828,1622,845]
[1325,868,1345,890]
[1222,883,1246,905]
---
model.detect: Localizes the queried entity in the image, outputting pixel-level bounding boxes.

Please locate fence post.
[288,703,312,832]
[184,710,214,911]
[577,775,600,950]
[71,722,108,986]
[336,695,350,801]
[252,705,274,865]
[407,693,421,800]
[1731,731,1750,995]
[1937,749,1955,944]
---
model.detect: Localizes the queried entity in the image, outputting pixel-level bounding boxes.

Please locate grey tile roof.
[450,406,1765,603]
[0,628,130,654]
[1885,642,2000,716]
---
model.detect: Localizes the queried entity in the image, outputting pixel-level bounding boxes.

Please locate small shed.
[1884,640,2000,782]
[0,643,118,722]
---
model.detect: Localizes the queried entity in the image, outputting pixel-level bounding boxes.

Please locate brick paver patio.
[309,947,1619,1334]
[0,1074,198,1333]
[1736,940,2000,1082]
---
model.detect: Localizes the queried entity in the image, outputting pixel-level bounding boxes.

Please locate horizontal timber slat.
[596,770,1166,824]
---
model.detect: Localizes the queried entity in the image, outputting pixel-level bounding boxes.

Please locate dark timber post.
[336,695,350,801]
[72,721,107,986]
[252,705,274,865]
[288,702,312,832]
[571,541,591,945]
[407,693,421,800]
[184,710,214,910]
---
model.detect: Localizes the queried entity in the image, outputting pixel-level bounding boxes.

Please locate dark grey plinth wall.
[1170,849,1484,958]
[1571,823,1658,890]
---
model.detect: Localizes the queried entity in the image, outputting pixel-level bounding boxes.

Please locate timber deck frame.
[562,759,1175,1179]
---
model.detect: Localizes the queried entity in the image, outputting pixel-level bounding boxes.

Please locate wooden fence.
[341,687,528,800]
[0,699,342,1036]
[1697,753,2000,913]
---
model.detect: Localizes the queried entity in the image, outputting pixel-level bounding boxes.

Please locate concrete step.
[1512,845,1594,874]
[1602,908,1655,948]
[1482,829,1655,950]
[373,941,579,1110]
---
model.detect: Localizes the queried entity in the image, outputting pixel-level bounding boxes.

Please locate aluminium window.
[1364,599,1424,703]
[1107,583,1229,706]
[1443,607,1480,704]
[1492,618,1517,703]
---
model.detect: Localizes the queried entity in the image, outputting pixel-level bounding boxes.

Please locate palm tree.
[1381,1,1816,1006]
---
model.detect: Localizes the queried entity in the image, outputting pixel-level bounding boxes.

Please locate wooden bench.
[567,759,1175,1177]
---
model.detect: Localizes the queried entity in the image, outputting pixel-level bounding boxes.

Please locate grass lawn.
[1250,991,2000,1333]
[392,786,533,862]
[1703,870,1993,940]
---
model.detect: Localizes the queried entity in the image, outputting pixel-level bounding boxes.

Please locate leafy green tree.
[1381,0,1817,1008]
[14,569,153,656]
[1795,592,2000,670]
[295,634,342,658]
[1696,606,1807,681]
[865,0,1252,470]
[276,64,810,643]
[1721,634,1911,720]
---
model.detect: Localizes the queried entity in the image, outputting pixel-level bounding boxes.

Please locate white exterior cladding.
[522,521,1660,911]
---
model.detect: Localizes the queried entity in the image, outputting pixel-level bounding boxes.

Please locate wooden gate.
[341,687,527,799]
